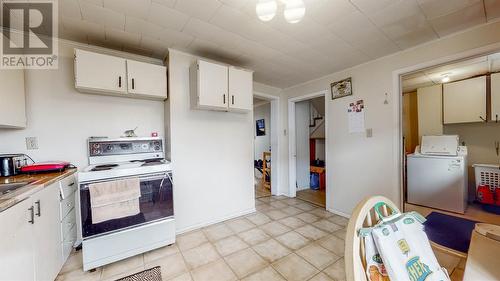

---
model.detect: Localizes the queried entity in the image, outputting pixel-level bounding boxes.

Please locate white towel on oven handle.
[88,178,141,223]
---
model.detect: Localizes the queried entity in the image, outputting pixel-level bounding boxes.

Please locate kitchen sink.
[0,181,35,196]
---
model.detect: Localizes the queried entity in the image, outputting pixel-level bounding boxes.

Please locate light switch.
[26,137,38,150]
[366,128,373,138]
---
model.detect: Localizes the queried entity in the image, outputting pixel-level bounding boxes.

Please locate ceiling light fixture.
[256,0,277,22]
[283,0,305,24]
[256,0,305,24]
[441,74,450,83]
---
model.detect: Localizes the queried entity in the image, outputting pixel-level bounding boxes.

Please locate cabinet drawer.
[60,175,76,200]
[60,193,75,221]
[62,226,76,262]
[61,208,76,240]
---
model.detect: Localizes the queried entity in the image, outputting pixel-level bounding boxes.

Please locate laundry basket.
[473,164,500,192]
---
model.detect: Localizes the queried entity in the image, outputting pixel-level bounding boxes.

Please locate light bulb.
[441,75,450,83]
[284,0,305,23]
[256,0,277,22]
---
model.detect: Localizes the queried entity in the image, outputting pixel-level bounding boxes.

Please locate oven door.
[79,172,173,238]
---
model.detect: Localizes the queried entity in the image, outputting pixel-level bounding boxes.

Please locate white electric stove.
[77,137,175,271]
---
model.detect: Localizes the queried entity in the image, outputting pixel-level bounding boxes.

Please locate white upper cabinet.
[191,59,229,111]
[443,76,486,124]
[74,49,167,100]
[228,67,253,112]
[190,59,253,113]
[491,73,500,122]
[127,60,167,98]
[75,49,127,94]
[0,69,26,128]
[417,84,443,138]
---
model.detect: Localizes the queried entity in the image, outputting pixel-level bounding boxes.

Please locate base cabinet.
[0,199,35,281]
[0,175,75,281]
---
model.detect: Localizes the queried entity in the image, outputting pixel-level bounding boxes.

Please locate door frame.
[393,42,500,211]
[254,91,280,196]
[288,90,329,202]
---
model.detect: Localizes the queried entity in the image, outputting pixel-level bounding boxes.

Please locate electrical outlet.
[26,137,39,150]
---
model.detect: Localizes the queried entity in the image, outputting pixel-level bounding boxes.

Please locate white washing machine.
[407,135,468,214]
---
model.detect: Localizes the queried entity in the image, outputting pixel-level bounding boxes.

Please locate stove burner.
[91,164,119,171]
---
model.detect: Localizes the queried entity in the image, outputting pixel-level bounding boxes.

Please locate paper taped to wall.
[348,100,365,133]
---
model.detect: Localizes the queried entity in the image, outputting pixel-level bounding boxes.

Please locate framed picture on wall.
[331,77,353,100]
[256,119,265,136]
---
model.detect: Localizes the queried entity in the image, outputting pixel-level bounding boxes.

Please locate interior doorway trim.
[288,90,329,203]
[254,91,280,196]
[392,42,500,211]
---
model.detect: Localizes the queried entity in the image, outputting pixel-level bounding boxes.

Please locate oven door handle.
[159,172,173,191]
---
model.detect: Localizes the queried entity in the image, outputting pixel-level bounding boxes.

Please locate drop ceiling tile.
[140,36,169,54]
[209,4,254,36]
[159,29,194,48]
[429,2,485,37]
[125,16,163,39]
[392,24,438,49]
[350,0,400,15]
[219,0,250,9]
[485,0,500,21]
[79,0,103,7]
[369,0,431,38]
[148,2,189,30]
[105,27,141,46]
[182,18,248,51]
[103,0,151,19]
[61,0,82,19]
[62,17,104,40]
[305,0,357,25]
[416,0,480,19]
[174,0,222,21]
[269,17,333,45]
[80,2,125,30]
[152,0,176,8]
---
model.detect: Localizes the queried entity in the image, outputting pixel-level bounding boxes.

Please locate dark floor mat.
[423,212,478,253]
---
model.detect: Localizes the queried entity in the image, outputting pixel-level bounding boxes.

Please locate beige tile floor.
[56,196,348,281]
[56,196,465,281]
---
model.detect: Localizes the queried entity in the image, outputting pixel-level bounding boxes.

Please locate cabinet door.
[33,183,63,281]
[0,69,26,128]
[0,199,35,281]
[417,85,443,138]
[443,76,486,124]
[228,67,253,112]
[127,60,167,99]
[196,60,228,110]
[74,49,127,94]
[491,73,500,121]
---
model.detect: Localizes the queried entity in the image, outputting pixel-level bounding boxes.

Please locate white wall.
[281,21,500,216]
[0,40,165,169]
[254,103,271,161]
[417,85,443,138]
[295,100,310,190]
[167,49,255,233]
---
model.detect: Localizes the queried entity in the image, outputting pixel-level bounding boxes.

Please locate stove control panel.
[89,138,163,157]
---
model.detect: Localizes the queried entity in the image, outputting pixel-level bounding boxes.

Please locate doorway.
[254,92,280,199]
[288,91,328,207]
[399,52,500,226]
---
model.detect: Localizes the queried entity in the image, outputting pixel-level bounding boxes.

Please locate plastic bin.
[473,164,500,192]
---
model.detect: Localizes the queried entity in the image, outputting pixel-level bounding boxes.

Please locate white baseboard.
[327,207,351,218]
[175,208,257,235]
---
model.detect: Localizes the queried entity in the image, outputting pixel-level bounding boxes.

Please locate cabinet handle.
[119,76,122,88]
[232,95,234,105]
[479,116,487,122]
[496,114,498,123]
[132,78,135,89]
[223,94,226,104]
[35,200,41,217]
[28,206,34,224]
[68,182,75,186]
